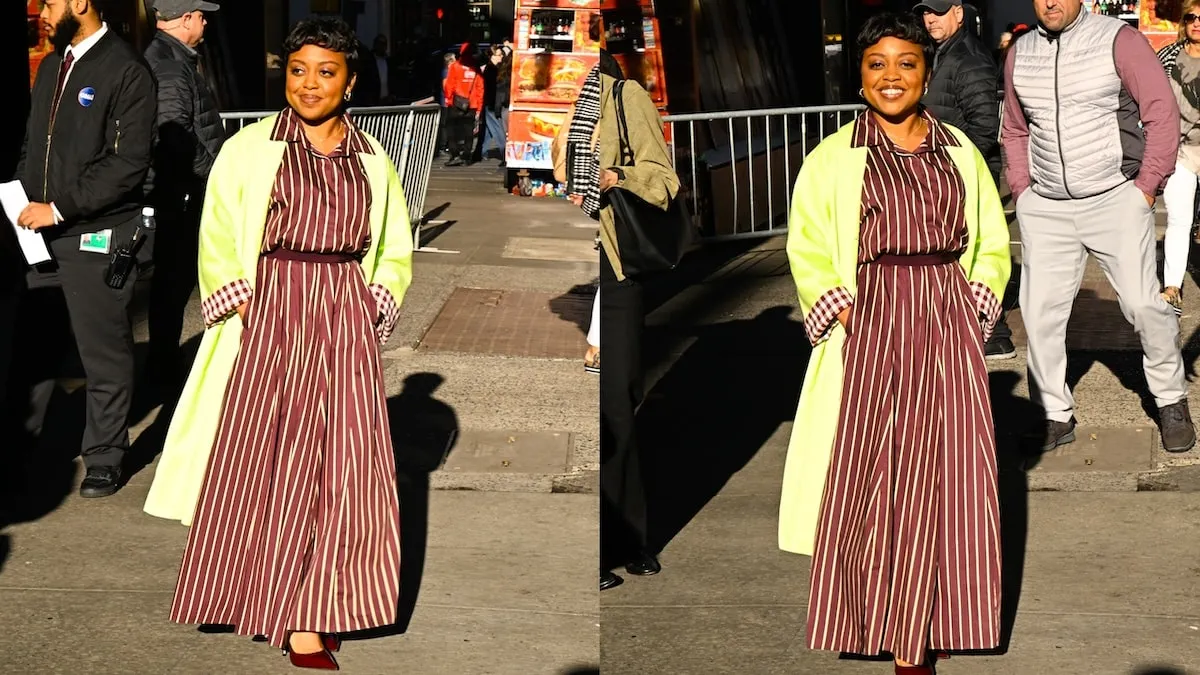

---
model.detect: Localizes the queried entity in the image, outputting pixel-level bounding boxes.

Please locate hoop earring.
[858,88,865,99]
[343,90,353,102]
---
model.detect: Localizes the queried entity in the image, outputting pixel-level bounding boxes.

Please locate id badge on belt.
[79,229,112,254]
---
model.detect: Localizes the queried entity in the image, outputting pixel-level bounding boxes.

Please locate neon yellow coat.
[778,120,1011,556]
[143,114,414,526]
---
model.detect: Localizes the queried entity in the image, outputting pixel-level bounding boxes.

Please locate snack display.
[506,0,671,171]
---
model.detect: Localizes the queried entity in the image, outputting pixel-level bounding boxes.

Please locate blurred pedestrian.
[481,45,511,162]
[778,13,1011,673]
[1156,1,1200,315]
[442,42,483,166]
[143,17,414,666]
[144,0,226,390]
[915,0,1015,359]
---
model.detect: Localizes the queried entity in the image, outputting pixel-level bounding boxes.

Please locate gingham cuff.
[201,279,252,328]
[971,281,1002,342]
[369,283,401,347]
[803,286,853,346]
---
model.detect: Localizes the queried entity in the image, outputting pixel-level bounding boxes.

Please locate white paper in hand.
[0,181,52,265]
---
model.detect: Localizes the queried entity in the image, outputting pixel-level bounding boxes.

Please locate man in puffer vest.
[1003,0,1195,453]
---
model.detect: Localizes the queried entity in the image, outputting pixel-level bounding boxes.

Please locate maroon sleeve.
[1114,26,1180,196]
[1000,47,1031,201]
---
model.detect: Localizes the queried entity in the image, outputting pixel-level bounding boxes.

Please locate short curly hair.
[282,17,360,70]
[856,11,936,70]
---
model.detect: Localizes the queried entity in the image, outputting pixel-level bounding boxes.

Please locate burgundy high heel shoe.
[322,635,341,653]
[894,665,934,674]
[285,633,339,671]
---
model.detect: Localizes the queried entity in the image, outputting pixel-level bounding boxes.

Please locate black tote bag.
[604,80,696,277]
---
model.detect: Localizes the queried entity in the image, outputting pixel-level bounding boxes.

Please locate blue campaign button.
[78,87,96,107]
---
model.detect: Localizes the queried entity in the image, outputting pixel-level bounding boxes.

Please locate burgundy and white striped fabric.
[805,111,1003,665]
[170,108,401,648]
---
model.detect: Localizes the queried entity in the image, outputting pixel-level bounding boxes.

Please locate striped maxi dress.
[803,112,1002,665]
[170,109,402,649]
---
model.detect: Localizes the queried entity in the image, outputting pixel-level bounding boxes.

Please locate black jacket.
[17,30,156,240]
[921,28,1001,180]
[143,30,224,206]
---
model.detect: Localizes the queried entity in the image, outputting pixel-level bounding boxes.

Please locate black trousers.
[148,199,201,380]
[445,107,476,160]
[7,227,138,469]
[599,250,649,569]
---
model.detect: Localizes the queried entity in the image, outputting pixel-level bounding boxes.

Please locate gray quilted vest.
[1011,11,1142,200]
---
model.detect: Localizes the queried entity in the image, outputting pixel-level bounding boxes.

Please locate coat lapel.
[357,150,389,280]
[241,139,287,287]
[945,140,981,279]
[834,143,868,293]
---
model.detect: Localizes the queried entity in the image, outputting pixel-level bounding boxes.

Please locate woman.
[442,43,484,167]
[777,13,1010,673]
[587,51,680,591]
[494,45,513,166]
[1158,5,1200,315]
[143,18,414,669]
[481,46,510,161]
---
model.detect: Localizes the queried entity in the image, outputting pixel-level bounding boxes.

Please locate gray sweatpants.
[1016,180,1187,423]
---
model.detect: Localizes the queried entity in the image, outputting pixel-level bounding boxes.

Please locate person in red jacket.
[442,43,484,166]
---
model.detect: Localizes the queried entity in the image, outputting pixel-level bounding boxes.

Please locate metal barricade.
[218,104,442,249]
[663,104,866,241]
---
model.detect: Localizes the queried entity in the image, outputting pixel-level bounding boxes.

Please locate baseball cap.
[151,0,220,21]
[914,0,962,14]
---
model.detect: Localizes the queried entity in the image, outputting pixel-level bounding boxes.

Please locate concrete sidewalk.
[0,474,598,674]
[600,435,1200,674]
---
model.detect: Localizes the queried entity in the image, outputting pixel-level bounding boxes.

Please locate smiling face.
[1033,0,1083,33]
[860,36,928,121]
[285,44,357,124]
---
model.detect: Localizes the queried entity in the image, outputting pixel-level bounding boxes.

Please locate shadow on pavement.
[345,372,458,641]
[1131,667,1188,675]
[987,371,1038,655]
[639,239,774,349]
[637,305,809,554]
[550,281,599,336]
[124,332,205,482]
[1,284,87,520]
[558,668,600,675]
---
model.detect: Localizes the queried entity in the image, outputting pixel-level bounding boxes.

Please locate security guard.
[11,0,156,498]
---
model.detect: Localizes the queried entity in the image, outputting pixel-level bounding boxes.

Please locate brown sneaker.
[1160,400,1196,453]
[1041,417,1077,453]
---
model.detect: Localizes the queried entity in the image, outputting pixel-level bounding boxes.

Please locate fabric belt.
[871,252,961,267]
[263,249,361,264]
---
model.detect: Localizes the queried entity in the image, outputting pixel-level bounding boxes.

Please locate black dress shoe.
[625,551,661,576]
[600,571,623,591]
[79,466,122,498]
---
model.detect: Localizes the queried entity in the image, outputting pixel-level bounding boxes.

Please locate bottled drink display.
[1095,2,1138,16]
[529,11,574,52]
[602,16,645,51]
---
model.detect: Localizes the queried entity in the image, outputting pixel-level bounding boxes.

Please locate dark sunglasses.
[1185,13,1200,24]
